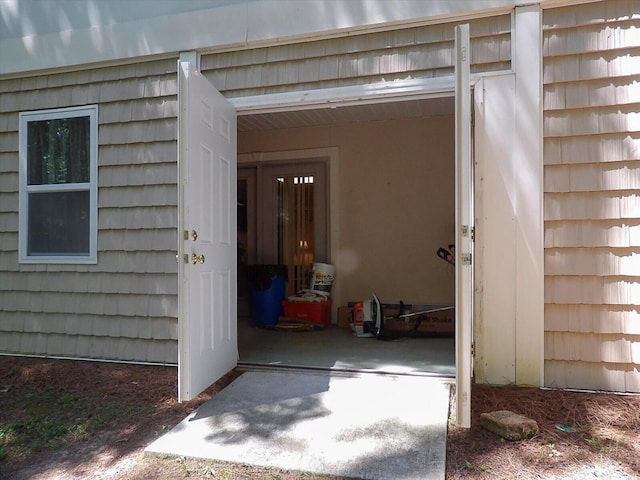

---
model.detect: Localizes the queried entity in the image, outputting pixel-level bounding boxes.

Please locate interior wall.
[239,115,455,308]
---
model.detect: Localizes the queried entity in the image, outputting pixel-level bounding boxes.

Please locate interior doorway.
[235,98,458,378]
[238,160,328,309]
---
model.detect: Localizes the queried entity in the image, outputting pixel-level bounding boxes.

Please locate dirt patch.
[447,384,640,479]
[1,356,638,479]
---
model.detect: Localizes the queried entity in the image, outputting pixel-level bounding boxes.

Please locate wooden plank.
[545,275,640,305]
[545,247,640,276]
[544,49,640,84]
[544,161,640,192]
[545,133,640,165]
[545,303,640,335]
[99,228,176,252]
[98,185,177,208]
[545,104,640,137]
[98,119,177,145]
[544,20,640,56]
[545,77,640,110]
[98,206,177,230]
[545,191,640,221]
[98,163,177,188]
[544,0,640,30]
[544,219,640,248]
[99,142,176,166]
[544,360,634,392]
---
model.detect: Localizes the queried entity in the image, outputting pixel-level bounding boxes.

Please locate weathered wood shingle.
[201,15,511,97]
[0,58,179,363]
[543,0,640,393]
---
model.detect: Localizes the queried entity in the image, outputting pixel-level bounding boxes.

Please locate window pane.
[27,116,90,185]
[28,191,90,255]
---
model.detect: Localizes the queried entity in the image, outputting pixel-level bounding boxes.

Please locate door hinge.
[175,254,189,264]
[471,342,475,357]
[462,225,475,241]
[462,253,472,266]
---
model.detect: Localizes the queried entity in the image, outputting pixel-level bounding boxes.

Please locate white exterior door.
[454,24,473,428]
[178,61,238,401]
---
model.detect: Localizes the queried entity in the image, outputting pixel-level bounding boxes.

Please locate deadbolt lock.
[191,230,198,241]
[191,253,205,264]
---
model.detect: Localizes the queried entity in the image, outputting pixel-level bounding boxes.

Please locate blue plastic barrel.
[246,265,287,327]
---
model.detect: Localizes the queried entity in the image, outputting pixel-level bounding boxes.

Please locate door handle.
[191,253,205,264]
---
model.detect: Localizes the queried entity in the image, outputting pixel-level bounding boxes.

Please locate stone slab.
[479,410,539,441]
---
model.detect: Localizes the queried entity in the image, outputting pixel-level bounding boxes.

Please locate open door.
[455,24,473,428]
[178,60,238,401]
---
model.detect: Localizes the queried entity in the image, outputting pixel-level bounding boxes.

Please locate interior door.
[178,60,238,401]
[261,162,328,295]
[454,24,473,428]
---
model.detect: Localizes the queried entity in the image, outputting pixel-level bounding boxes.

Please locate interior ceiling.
[237,96,454,132]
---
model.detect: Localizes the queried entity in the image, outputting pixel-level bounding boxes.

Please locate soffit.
[237,96,454,132]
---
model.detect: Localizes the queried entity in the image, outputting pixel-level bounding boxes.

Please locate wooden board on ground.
[264,317,325,332]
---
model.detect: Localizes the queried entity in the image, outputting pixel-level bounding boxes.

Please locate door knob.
[191,253,205,264]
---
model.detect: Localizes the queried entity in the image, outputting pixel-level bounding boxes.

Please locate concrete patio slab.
[146,370,450,480]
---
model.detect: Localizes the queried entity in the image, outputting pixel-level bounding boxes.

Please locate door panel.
[455,24,473,428]
[178,61,238,401]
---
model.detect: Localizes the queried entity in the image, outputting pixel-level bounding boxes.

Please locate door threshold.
[237,361,455,382]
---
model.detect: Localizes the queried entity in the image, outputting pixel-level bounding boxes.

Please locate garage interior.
[235,95,457,377]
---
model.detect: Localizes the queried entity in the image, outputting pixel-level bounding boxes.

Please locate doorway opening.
[235,97,458,378]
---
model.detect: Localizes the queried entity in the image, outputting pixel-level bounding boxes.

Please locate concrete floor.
[238,315,456,377]
[145,315,454,480]
[146,370,450,480]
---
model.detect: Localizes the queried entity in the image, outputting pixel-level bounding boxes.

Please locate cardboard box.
[282,299,331,326]
[337,306,353,329]
[384,307,454,336]
[343,300,454,337]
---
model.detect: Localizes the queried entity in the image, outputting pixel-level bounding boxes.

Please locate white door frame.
[454,23,473,429]
[234,67,478,429]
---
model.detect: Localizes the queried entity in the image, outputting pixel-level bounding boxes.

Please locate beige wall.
[239,115,456,308]
[543,0,640,392]
[0,59,180,363]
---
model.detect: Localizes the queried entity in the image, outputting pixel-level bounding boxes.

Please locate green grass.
[585,435,622,456]
[0,386,152,462]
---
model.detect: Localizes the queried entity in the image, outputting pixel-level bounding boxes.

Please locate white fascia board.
[229,72,504,115]
[1,0,532,77]
[0,2,249,76]
[244,0,529,43]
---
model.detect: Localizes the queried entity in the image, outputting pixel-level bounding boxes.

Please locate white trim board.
[230,73,510,115]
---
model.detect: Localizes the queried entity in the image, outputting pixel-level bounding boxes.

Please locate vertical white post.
[455,23,472,428]
[514,6,544,387]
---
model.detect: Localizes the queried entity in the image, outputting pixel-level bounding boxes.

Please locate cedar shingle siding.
[0,59,179,363]
[202,15,511,96]
[543,0,640,392]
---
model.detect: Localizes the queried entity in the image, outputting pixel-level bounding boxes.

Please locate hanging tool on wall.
[436,243,455,265]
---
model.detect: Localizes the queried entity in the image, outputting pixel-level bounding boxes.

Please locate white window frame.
[18,105,98,264]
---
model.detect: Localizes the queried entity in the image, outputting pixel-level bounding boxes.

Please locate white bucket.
[310,262,336,296]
